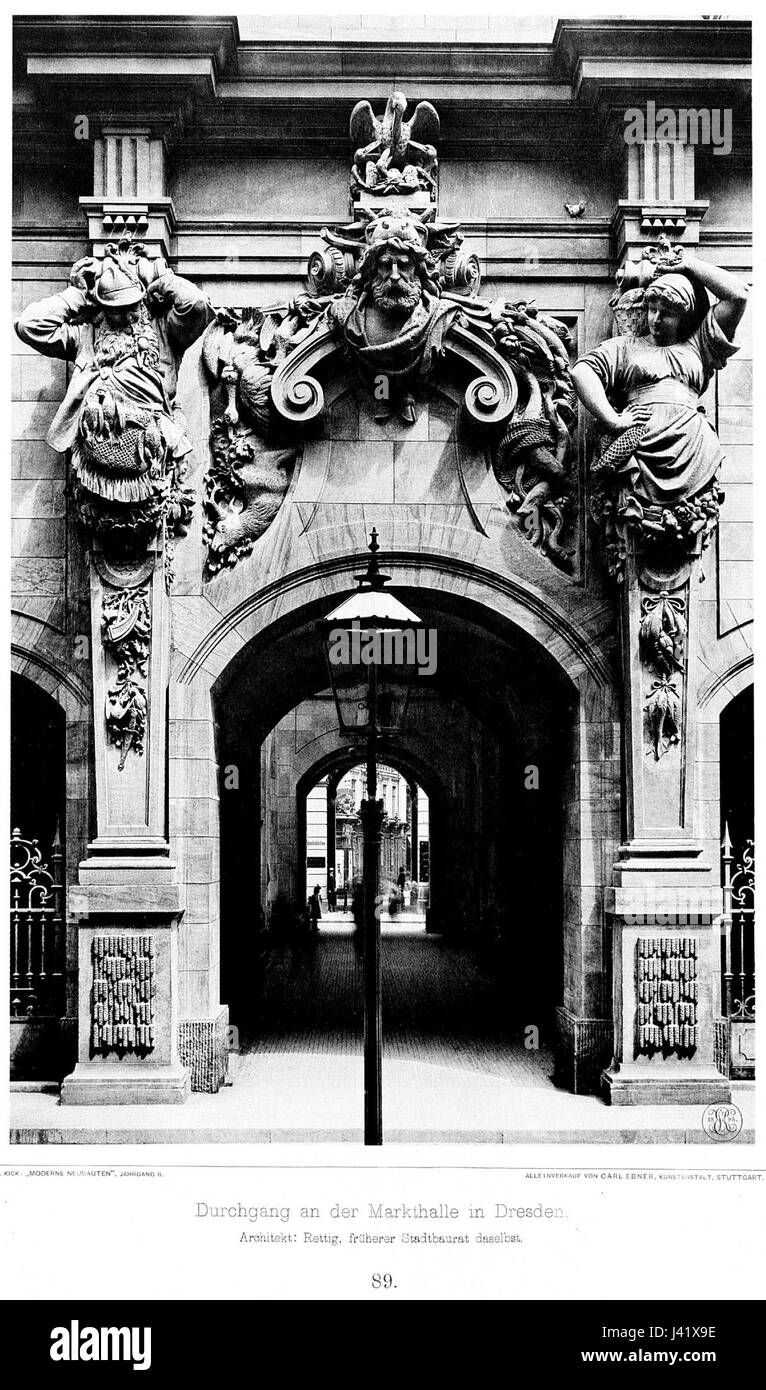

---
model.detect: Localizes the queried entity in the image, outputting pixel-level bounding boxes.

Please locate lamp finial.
[355,528,390,591]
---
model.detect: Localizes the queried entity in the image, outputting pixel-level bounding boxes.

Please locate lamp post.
[321,530,422,1145]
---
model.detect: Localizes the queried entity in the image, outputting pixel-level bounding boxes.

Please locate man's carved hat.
[94,256,145,309]
[364,209,429,252]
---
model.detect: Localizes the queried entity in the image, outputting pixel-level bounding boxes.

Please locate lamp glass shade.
[321,611,422,737]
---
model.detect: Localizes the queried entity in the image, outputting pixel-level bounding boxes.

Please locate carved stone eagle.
[349,91,440,172]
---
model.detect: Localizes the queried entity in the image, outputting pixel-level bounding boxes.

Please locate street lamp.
[320,529,422,1145]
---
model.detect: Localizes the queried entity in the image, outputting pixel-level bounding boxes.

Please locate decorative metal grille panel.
[10,829,64,1019]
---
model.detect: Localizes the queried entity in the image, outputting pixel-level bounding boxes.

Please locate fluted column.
[612,127,709,269]
[81,122,176,259]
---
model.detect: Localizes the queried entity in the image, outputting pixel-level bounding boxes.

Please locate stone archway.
[194,570,620,1096]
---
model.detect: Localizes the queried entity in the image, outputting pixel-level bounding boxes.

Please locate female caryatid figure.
[571,249,748,557]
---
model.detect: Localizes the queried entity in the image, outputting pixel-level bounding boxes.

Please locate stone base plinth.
[60,1064,190,1105]
[601,1065,731,1107]
[179,1007,230,1093]
[714,1017,755,1081]
[10,1017,62,1082]
[554,1007,614,1095]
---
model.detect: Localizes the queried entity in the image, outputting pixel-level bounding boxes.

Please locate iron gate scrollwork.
[720,830,755,1079]
[9,828,64,1019]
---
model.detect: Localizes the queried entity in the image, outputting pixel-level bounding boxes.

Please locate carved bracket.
[444,324,518,426]
[270,325,337,426]
[270,319,521,430]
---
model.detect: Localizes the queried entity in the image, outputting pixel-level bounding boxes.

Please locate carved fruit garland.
[639,591,687,761]
[101,586,151,769]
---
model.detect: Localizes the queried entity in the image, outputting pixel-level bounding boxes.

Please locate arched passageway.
[210,578,601,1119]
[11,674,66,853]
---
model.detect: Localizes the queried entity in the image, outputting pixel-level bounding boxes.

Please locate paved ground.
[10,927,755,1145]
[238,922,546,1082]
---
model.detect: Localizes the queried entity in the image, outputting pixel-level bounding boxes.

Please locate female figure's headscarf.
[645,272,697,313]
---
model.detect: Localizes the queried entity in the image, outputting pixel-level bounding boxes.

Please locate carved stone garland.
[638,590,687,761]
[200,308,301,577]
[101,585,151,770]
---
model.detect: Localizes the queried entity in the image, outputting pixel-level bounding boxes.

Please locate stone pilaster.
[57,106,205,1101]
[87,544,169,856]
[602,540,729,1105]
[62,544,189,1103]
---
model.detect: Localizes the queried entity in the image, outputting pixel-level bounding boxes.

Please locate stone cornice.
[14,17,750,96]
[552,19,750,68]
[13,16,240,71]
[12,16,752,165]
[13,16,750,65]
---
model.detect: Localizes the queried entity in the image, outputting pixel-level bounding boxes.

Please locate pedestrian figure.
[308,884,322,935]
[341,882,348,911]
[327,871,337,912]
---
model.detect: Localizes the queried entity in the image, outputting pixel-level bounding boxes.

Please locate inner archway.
[300,760,431,923]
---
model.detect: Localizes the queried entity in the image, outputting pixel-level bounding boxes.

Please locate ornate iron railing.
[722,830,755,1023]
[10,827,64,1019]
